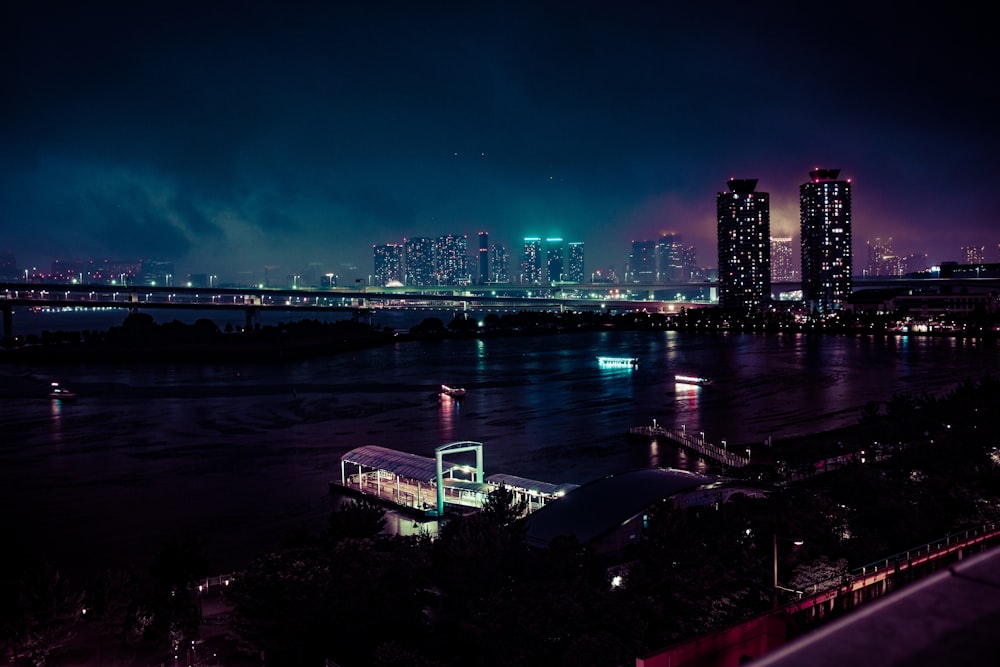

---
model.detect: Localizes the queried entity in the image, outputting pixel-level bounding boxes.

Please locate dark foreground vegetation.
[3,377,999,666]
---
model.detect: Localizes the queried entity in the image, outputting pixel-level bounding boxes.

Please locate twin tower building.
[717,169,852,314]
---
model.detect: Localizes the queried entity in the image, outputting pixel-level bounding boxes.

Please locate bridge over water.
[0,281,713,338]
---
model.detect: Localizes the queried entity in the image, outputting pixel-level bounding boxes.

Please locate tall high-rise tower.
[490,243,509,283]
[566,242,585,283]
[478,232,489,284]
[657,233,685,283]
[626,240,656,283]
[373,243,403,286]
[770,237,794,282]
[545,238,564,283]
[800,168,852,312]
[717,178,771,311]
[403,237,435,286]
[522,238,543,285]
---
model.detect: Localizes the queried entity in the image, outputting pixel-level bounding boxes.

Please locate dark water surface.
[3,325,998,577]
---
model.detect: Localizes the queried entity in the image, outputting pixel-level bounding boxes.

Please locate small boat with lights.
[597,356,639,368]
[440,384,467,398]
[48,382,77,400]
[674,374,712,386]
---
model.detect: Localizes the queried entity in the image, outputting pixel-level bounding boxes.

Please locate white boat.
[597,356,639,368]
[675,374,712,386]
[48,382,77,400]
[440,384,467,398]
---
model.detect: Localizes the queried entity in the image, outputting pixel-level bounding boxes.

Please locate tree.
[225,550,336,666]
[480,483,528,528]
[2,564,84,667]
[87,567,156,665]
[324,497,387,545]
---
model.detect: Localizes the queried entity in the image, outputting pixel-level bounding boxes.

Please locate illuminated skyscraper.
[626,240,656,283]
[403,237,435,286]
[373,243,403,286]
[770,237,794,282]
[717,178,771,311]
[961,245,985,265]
[490,243,509,283]
[545,238,564,283]
[800,168,852,312]
[656,233,685,283]
[866,237,899,277]
[478,232,489,284]
[434,234,468,285]
[522,237,542,285]
[567,242,585,283]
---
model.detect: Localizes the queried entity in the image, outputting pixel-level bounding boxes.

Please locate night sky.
[3,1,997,282]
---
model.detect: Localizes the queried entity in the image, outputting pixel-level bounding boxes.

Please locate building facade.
[477,232,489,285]
[403,237,435,286]
[866,237,900,277]
[656,234,685,283]
[373,243,403,286]
[800,168,853,312]
[626,240,657,283]
[770,237,795,282]
[522,237,543,285]
[717,178,771,311]
[490,243,509,283]
[566,241,585,283]
[545,238,564,283]
[433,234,468,286]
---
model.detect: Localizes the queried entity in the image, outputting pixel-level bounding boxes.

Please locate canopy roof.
[341,444,461,482]
[485,473,579,498]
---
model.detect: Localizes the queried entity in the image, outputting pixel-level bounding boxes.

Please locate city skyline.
[2,2,997,279]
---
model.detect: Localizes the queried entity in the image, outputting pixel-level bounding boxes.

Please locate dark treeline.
[5,304,997,365]
[4,377,1000,666]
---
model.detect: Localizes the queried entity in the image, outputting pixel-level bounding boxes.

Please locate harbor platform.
[630,421,751,468]
[333,442,578,518]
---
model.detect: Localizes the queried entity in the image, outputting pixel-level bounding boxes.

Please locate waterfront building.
[681,245,699,281]
[433,234,468,286]
[657,233,685,283]
[490,242,509,283]
[717,178,771,311]
[546,238,564,283]
[800,168,853,312]
[403,236,435,286]
[373,243,403,287]
[522,237,543,285]
[866,237,901,277]
[626,240,656,283]
[770,237,795,282]
[477,232,489,285]
[566,241,585,283]
[961,245,986,265]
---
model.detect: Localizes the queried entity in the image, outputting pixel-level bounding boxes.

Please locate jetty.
[630,421,750,468]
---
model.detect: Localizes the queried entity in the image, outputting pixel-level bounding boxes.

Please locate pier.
[630,421,750,468]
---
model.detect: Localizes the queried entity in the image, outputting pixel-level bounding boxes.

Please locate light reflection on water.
[2,316,998,575]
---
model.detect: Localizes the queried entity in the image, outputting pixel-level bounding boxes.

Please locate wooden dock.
[630,422,750,468]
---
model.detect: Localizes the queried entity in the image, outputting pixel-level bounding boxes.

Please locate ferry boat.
[48,381,77,400]
[674,374,712,386]
[597,356,639,368]
[440,384,467,398]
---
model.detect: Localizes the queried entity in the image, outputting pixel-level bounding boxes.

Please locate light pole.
[773,533,804,607]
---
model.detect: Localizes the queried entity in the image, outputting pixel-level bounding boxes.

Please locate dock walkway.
[630,422,750,468]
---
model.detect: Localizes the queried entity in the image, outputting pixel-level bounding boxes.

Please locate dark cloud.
[2,0,998,279]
